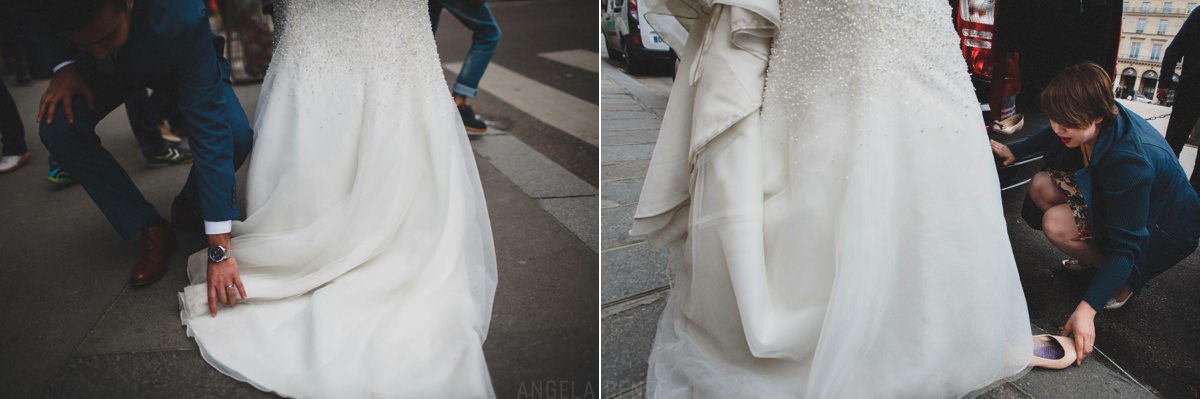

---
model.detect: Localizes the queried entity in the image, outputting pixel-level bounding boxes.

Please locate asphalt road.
[434,0,599,186]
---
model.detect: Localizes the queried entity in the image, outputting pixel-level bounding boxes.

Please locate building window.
[1166,2,1174,12]
[1131,42,1142,58]
[1160,20,1169,34]
[1137,18,1147,33]
[1191,3,1198,12]
[1152,44,1163,60]
[1125,1,1130,11]
[1142,1,1151,12]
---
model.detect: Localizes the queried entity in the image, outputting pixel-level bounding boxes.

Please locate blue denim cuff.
[453,83,479,99]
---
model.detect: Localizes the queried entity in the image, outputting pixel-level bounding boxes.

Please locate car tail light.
[992,52,1020,122]
[958,0,996,79]
[962,29,993,40]
[960,0,995,24]
[964,39,993,49]
[629,0,642,45]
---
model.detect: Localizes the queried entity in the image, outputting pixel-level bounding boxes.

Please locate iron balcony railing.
[1125,7,1195,15]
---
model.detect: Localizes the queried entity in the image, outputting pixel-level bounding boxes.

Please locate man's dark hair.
[40,0,127,33]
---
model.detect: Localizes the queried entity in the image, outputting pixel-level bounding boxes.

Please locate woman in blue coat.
[993,62,1200,365]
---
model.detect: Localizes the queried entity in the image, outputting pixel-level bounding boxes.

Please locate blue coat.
[1015,104,1200,313]
[64,0,249,222]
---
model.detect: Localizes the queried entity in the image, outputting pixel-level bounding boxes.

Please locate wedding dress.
[176,1,497,397]
[634,1,1033,397]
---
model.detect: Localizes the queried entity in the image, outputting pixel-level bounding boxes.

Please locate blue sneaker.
[47,166,73,184]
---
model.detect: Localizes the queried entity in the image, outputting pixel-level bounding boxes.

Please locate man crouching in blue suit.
[36,0,252,297]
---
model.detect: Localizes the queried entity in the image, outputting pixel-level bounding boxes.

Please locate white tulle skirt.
[636,2,1032,397]
[176,1,497,397]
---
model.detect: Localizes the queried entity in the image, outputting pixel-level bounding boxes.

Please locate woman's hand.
[1061,301,1098,365]
[990,140,1015,166]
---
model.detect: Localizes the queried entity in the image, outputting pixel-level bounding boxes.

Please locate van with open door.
[952,0,1123,190]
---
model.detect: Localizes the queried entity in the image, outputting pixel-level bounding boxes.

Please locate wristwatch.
[208,245,231,263]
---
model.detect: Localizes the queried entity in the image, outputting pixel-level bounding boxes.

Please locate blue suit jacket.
[65,0,245,222]
[1014,104,1200,312]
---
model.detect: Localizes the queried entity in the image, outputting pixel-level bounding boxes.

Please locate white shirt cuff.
[204,220,233,235]
[52,60,75,74]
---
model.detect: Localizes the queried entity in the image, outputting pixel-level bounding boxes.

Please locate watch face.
[209,246,227,262]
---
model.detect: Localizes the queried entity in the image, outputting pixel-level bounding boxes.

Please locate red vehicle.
[951,0,1123,190]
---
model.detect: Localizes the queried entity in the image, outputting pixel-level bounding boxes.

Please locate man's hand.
[37,64,94,125]
[206,234,246,317]
[1061,301,1098,365]
[1157,87,1171,104]
[990,139,1016,166]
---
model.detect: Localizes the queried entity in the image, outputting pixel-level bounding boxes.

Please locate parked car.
[952,0,1123,191]
[601,0,674,73]
[1135,95,1155,104]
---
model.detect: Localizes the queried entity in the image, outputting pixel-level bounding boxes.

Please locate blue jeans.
[428,0,501,99]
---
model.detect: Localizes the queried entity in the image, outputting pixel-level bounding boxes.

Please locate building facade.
[1116,1,1198,102]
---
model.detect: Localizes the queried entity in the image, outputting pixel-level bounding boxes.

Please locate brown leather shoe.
[171,195,204,235]
[131,223,177,286]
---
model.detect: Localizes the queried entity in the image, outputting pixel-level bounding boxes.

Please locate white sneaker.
[159,123,183,143]
[0,152,31,173]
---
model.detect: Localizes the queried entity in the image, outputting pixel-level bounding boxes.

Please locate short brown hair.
[1040,62,1118,129]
